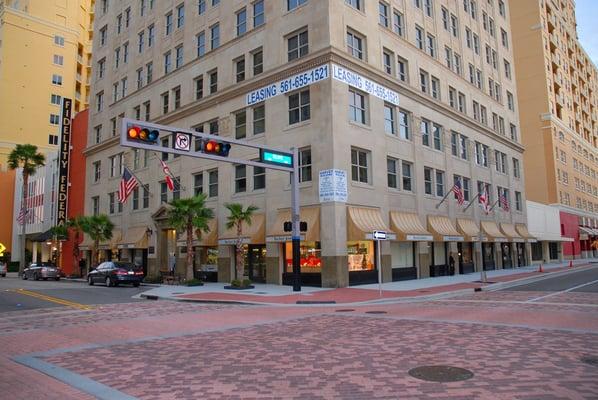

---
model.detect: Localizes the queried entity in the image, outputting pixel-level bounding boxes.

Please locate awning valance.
[218,214,265,245]
[579,226,596,240]
[457,218,483,241]
[427,215,463,242]
[500,223,524,242]
[481,221,507,242]
[177,219,218,247]
[515,224,536,243]
[267,207,320,242]
[119,226,149,249]
[347,206,393,241]
[389,211,432,241]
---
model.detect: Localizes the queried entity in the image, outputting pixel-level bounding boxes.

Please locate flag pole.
[435,183,456,209]
[488,199,500,212]
[124,166,152,197]
[152,152,187,191]
[463,192,481,212]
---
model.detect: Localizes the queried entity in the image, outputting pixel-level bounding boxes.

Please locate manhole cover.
[408,365,474,382]
[365,310,387,314]
[581,356,598,367]
[335,309,355,312]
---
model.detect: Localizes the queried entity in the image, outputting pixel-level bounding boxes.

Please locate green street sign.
[260,149,293,167]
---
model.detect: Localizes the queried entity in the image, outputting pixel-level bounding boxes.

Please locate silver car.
[0,262,6,277]
[22,263,60,280]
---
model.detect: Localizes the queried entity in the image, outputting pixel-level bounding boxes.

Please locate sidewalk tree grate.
[365,311,388,314]
[581,356,598,367]
[335,309,355,312]
[408,365,474,382]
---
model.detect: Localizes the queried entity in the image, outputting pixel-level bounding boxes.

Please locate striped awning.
[500,223,524,242]
[480,221,507,242]
[389,211,432,241]
[119,226,149,249]
[267,207,320,242]
[515,224,536,243]
[218,214,265,245]
[347,206,393,241]
[457,218,483,241]
[177,219,218,247]
[427,215,463,242]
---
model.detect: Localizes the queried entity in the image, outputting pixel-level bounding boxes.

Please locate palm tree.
[67,216,87,276]
[8,144,45,276]
[81,214,114,275]
[224,203,259,282]
[48,224,68,266]
[167,194,214,281]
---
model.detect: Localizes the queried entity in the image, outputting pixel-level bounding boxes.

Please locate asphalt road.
[0,273,148,313]
[503,263,598,292]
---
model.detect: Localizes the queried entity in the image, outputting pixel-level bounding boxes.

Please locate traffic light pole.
[290,147,301,292]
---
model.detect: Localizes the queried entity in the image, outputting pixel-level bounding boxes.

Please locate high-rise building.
[510,0,598,259]
[86,0,530,287]
[0,0,95,254]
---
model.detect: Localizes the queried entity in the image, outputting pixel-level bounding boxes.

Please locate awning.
[30,229,55,243]
[119,226,149,249]
[99,229,122,249]
[515,224,537,243]
[427,215,463,242]
[481,221,507,242]
[533,234,574,242]
[347,206,394,240]
[218,214,265,245]
[456,218,484,241]
[389,211,432,241]
[80,234,93,249]
[579,226,594,240]
[177,219,218,247]
[267,207,320,242]
[500,223,524,242]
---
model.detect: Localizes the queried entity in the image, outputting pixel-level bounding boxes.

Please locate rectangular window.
[387,157,398,189]
[351,148,369,184]
[384,104,395,135]
[198,0,206,14]
[398,110,410,140]
[415,25,424,50]
[164,51,172,74]
[132,188,139,210]
[196,31,206,57]
[515,191,522,211]
[507,91,514,111]
[211,23,220,49]
[253,49,263,75]
[208,169,218,197]
[458,92,466,113]
[288,89,310,124]
[235,165,247,193]
[51,94,62,105]
[431,76,440,99]
[424,167,433,195]
[451,14,459,37]
[194,76,203,100]
[299,147,312,182]
[288,0,307,11]
[97,58,106,79]
[254,0,265,27]
[397,56,408,82]
[513,158,520,178]
[402,161,412,191]
[209,70,218,93]
[421,119,430,147]
[96,91,104,112]
[287,29,309,61]
[235,110,246,139]
[160,182,168,203]
[419,69,429,94]
[165,12,173,35]
[162,92,169,114]
[136,68,143,89]
[54,35,65,46]
[383,50,393,75]
[148,24,155,47]
[253,164,265,190]
[349,89,366,124]
[393,11,404,36]
[194,173,203,195]
[236,8,247,36]
[144,102,151,121]
[432,123,442,150]
[52,74,63,85]
[426,34,436,57]
[175,46,183,68]
[347,30,364,60]
[173,86,181,109]
[50,114,60,125]
[435,170,445,196]
[53,54,64,66]
[379,2,389,27]
[235,58,245,82]
[424,0,433,16]
[146,62,153,83]
[93,161,101,182]
[176,3,185,28]
[253,105,265,135]
[92,196,100,216]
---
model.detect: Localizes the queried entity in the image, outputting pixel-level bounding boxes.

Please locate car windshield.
[114,262,137,270]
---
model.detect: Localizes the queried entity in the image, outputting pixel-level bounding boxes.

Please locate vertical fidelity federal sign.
[57,98,72,226]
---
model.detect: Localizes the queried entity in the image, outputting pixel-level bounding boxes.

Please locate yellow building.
[0,0,94,253]
[510,1,597,212]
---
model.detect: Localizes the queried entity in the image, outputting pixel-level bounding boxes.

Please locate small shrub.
[242,279,252,287]
[230,279,242,287]
[185,278,204,287]
[144,275,163,284]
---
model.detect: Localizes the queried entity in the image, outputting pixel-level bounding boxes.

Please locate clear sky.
[575,0,598,66]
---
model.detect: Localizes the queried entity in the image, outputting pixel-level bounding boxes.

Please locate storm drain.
[365,310,388,314]
[335,309,355,312]
[408,365,474,383]
[581,356,598,367]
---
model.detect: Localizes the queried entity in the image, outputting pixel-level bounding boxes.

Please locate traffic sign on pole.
[373,230,387,240]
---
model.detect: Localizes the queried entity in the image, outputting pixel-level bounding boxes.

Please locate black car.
[87,261,144,287]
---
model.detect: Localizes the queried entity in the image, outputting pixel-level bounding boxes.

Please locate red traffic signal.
[202,139,231,157]
[127,125,159,143]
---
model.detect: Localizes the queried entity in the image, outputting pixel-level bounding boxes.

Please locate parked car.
[87,261,144,287]
[0,262,6,277]
[22,262,61,280]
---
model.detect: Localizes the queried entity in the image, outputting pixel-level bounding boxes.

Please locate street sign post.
[372,230,388,297]
[120,118,303,291]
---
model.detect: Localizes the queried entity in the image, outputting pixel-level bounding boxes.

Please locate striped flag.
[118,167,139,203]
[499,193,510,212]
[479,189,490,214]
[159,159,175,191]
[453,180,465,206]
[16,208,28,225]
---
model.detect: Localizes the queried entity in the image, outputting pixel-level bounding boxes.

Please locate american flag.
[499,192,510,211]
[159,159,175,191]
[479,189,490,214]
[118,167,139,203]
[16,208,28,225]
[453,180,465,206]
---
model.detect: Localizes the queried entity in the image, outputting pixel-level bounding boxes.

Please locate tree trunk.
[186,223,194,281]
[18,171,29,277]
[235,222,244,281]
[73,230,81,277]
[90,239,99,276]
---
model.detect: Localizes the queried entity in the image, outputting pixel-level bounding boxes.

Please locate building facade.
[85,0,530,287]
[510,0,598,259]
[0,0,95,253]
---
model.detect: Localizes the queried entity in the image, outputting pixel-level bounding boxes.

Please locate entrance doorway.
[458,242,474,274]
[482,243,495,270]
[516,243,525,267]
[245,244,266,283]
[502,243,513,268]
[161,229,177,274]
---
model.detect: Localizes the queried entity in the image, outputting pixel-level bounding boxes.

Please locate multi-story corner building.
[0,0,95,254]
[510,0,598,260]
[85,0,531,287]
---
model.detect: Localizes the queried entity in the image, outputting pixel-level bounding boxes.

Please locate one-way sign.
[373,230,387,240]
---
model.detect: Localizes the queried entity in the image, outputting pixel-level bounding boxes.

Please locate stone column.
[448,242,459,275]
[542,241,550,262]
[217,245,233,283]
[265,242,281,285]
[495,242,503,269]
[381,240,392,283]
[418,242,431,278]
[321,203,348,288]
[525,242,533,267]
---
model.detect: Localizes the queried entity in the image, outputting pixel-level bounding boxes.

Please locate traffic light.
[201,139,231,157]
[283,221,308,232]
[127,124,159,143]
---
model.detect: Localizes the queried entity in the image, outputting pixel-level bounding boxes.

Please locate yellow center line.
[11,289,93,310]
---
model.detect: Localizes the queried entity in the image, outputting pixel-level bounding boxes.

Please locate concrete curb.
[480,264,597,292]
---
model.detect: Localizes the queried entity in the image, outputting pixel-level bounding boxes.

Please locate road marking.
[10,289,93,310]
[443,299,598,308]
[526,278,598,303]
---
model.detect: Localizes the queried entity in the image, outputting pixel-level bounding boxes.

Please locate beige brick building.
[510,0,598,259]
[85,0,530,287]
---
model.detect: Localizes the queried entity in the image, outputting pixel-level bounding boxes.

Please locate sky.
[575,0,598,67]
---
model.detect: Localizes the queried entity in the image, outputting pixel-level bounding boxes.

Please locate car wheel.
[88,276,94,286]
[43,277,48,281]
[34,273,39,281]
[21,273,27,280]
[55,277,60,281]
[105,277,112,287]
[133,282,140,287]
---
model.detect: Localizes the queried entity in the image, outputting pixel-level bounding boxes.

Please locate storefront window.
[531,242,542,261]
[390,242,413,268]
[284,241,321,273]
[347,241,375,271]
[482,243,494,262]
[460,243,473,264]
[194,246,218,269]
[433,242,446,265]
